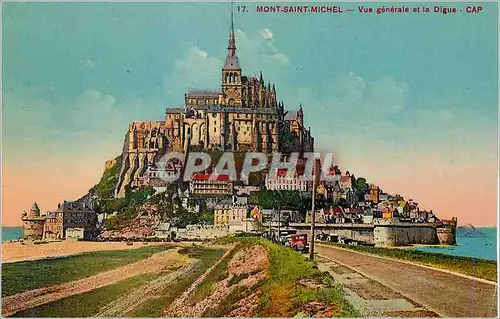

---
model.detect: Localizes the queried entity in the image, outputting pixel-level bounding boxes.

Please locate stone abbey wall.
[373,220,438,247]
[292,219,454,247]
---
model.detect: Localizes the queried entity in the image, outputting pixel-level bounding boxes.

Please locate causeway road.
[316,244,498,318]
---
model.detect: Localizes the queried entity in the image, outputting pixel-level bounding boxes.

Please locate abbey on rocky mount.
[115,12,314,197]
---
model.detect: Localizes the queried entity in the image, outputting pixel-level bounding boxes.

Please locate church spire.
[224,1,240,70]
[228,1,235,52]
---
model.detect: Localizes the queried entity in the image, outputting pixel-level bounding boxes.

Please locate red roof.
[192,173,230,181]
[340,176,351,183]
[277,168,288,177]
[273,168,307,178]
[345,208,362,214]
[324,206,344,217]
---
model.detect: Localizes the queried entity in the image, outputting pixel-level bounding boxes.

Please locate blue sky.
[2,2,498,225]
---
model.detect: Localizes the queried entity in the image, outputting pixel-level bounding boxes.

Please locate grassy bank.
[211,237,358,317]
[322,243,497,282]
[10,246,225,317]
[128,246,226,317]
[186,246,236,306]
[12,274,159,317]
[2,245,173,296]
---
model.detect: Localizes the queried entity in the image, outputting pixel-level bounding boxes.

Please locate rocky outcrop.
[115,121,167,198]
[99,203,161,239]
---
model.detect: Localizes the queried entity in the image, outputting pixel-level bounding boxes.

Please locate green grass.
[128,246,226,317]
[2,245,173,296]
[324,243,497,282]
[12,274,159,317]
[94,156,121,199]
[211,237,358,317]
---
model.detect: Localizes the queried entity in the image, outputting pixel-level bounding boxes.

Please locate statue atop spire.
[224,1,240,70]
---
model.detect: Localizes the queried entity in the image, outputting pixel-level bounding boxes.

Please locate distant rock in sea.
[456,224,487,237]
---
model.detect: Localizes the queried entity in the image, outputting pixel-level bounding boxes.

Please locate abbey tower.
[114,9,314,197]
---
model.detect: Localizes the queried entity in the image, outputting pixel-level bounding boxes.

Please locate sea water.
[415,227,497,261]
[2,227,24,242]
[1,226,497,261]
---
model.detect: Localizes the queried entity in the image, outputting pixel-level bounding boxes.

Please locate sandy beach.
[1,240,174,263]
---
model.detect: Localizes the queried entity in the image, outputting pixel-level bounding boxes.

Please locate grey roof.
[215,198,233,207]
[187,90,221,97]
[189,106,278,114]
[55,201,95,213]
[284,110,299,121]
[45,212,57,219]
[244,76,259,85]
[165,107,185,114]
[224,53,240,69]
[234,196,248,205]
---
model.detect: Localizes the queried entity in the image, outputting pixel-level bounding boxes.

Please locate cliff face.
[78,155,122,204]
[115,121,168,198]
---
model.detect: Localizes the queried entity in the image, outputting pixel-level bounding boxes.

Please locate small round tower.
[22,202,45,240]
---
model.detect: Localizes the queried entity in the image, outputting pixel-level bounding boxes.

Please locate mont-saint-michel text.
[253,4,484,14]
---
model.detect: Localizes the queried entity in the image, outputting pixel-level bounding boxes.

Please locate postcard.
[2,1,498,318]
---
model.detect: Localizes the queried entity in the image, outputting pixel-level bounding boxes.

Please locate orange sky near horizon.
[2,2,498,230]
[2,146,498,227]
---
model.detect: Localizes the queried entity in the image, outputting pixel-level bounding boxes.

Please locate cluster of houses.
[311,168,438,224]
[21,200,98,241]
[135,158,440,233]
[21,157,440,241]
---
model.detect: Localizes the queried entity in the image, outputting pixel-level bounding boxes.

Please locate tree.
[249,190,306,211]
[354,177,369,198]
[248,172,265,186]
[200,208,214,224]
[249,190,275,209]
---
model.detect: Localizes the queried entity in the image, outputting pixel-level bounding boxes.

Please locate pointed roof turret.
[31,202,40,213]
[259,71,264,83]
[223,2,240,70]
[28,202,40,217]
